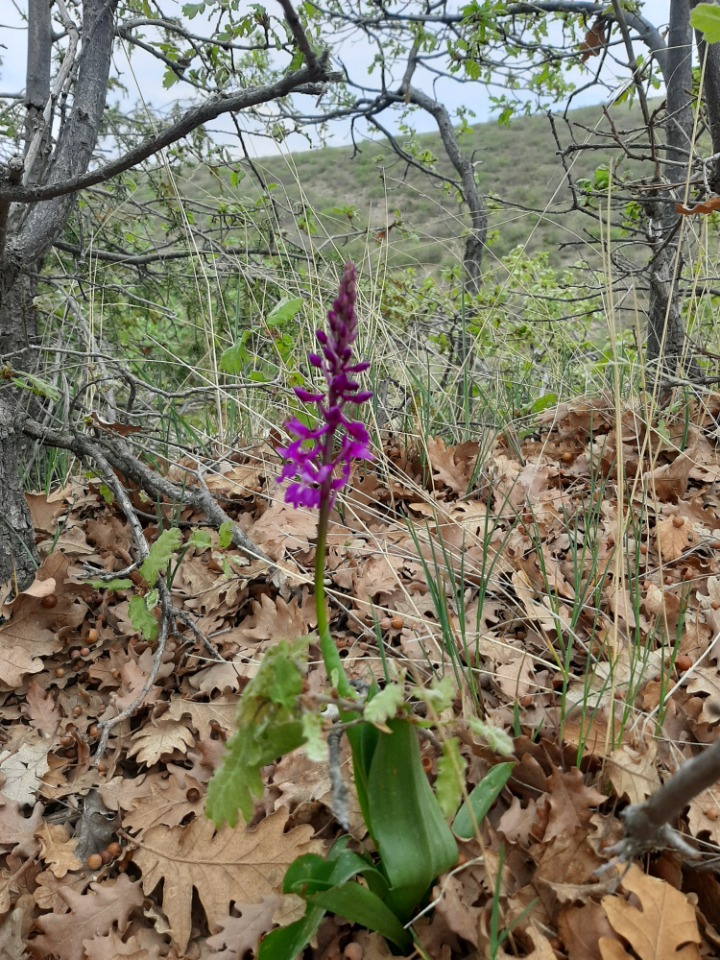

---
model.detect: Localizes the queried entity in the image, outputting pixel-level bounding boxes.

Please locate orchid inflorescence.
[278,261,373,510]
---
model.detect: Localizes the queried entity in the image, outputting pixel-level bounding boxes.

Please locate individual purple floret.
[278,262,373,510]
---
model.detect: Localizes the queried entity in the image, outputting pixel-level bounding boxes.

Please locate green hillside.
[185,99,660,278]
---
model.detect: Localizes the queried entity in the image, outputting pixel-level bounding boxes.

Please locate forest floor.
[4,391,720,959]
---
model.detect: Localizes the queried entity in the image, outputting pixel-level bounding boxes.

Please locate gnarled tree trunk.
[645,0,695,380]
[0,0,117,590]
[0,0,331,591]
[0,265,42,588]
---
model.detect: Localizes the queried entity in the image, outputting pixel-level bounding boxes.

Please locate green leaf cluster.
[204,652,518,958]
[206,637,310,827]
[140,528,183,586]
[260,718,459,960]
[259,839,413,959]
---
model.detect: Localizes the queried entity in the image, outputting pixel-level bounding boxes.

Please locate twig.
[83,561,140,581]
[0,61,331,205]
[175,608,223,662]
[88,450,174,762]
[607,742,720,862]
[275,0,318,69]
[20,415,273,566]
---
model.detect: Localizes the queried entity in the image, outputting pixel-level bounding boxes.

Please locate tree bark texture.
[645,0,695,378]
[0,395,37,590]
[0,252,44,590]
[0,0,117,589]
[0,270,40,590]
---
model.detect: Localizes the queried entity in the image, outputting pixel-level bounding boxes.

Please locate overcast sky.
[0,1,672,159]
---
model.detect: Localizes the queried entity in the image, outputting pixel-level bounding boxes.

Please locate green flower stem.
[315,501,357,704]
[316,489,371,837]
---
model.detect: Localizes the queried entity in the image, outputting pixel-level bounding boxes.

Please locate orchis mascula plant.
[276,261,372,703]
[207,263,459,958]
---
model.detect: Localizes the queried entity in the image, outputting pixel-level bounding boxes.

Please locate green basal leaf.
[363,682,404,725]
[367,719,458,921]
[283,845,381,897]
[206,637,309,827]
[347,721,379,842]
[260,844,382,960]
[691,3,720,43]
[257,909,326,960]
[128,594,159,642]
[453,762,515,840]
[311,883,412,953]
[435,738,467,819]
[265,296,303,329]
[140,528,183,586]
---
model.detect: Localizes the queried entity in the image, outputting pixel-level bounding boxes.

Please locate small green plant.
[89,522,223,642]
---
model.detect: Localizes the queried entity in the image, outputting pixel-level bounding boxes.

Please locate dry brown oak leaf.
[82,929,163,960]
[100,771,204,833]
[29,873,143,960]
[543,767,606,843]
[0,906,30,960]
[23,680,61,737]
[204,898,283,959]
[0,734,50,805]
[0,552,87,688]
[133,809,319,954]
[600,863,702,960]
[35,822,82,878]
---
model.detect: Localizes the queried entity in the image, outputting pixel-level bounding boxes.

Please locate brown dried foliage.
[3,395,720,956]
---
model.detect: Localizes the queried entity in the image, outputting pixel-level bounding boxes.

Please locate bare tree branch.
[609,741,720,862]
[20,415,274,567]
[401,82,486,295]
[276,0,319,69]
[23,0,53,183]
[3,61,335,211]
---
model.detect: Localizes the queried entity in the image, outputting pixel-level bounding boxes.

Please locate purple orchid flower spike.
[278,262,373,510]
